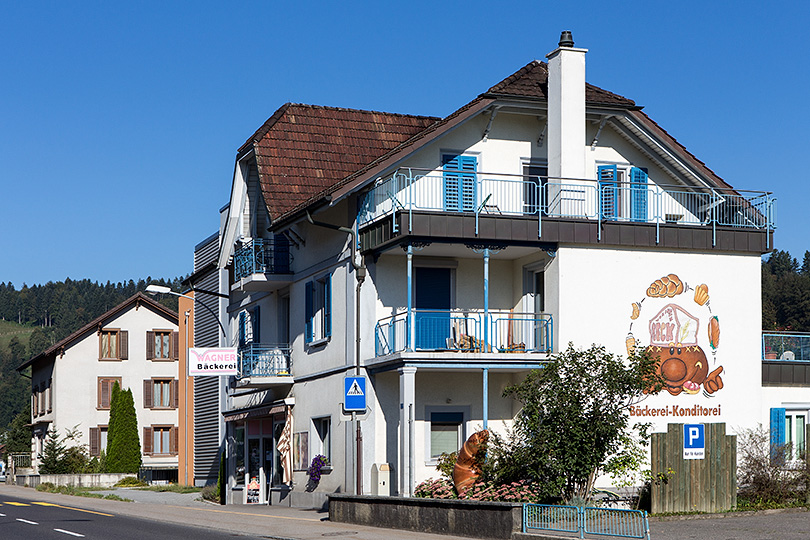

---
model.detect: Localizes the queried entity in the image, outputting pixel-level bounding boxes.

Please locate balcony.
[232,237,293,291]
[236,344,293,387]
[358,168,775,251]
[375,309,552,357]
[762,333,810,361]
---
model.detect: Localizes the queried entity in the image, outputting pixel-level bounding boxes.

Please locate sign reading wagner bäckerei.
[189,348,238,376]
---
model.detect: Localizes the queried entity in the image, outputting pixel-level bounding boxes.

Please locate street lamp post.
[145,284,227,486]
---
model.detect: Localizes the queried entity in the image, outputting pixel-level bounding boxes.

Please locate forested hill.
[762,250,810,332]
[0,276,185,432]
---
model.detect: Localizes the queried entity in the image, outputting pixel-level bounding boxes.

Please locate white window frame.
[424,405,469,466]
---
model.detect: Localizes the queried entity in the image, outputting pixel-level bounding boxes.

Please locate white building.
[19,293,180,476]
[214,33,776,506]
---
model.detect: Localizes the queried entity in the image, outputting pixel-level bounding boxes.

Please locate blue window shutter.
[770,407,786,455]
[238,311,247,348]
[305,281,314,343]
[324,273,332,337]
[630,167,648,222]
[252,306,260,343]
[443,154,477,212]
[598,165,617,220]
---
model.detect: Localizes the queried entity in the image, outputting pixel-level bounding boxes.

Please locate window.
[429,412,464,460]
[99,329,128,360]
[597,164,648,222]
[313,417,331,462]
[143,378,178,409]
[143,425,177,455]
[305,274,331,344]
[443,154,477,212]
[523,162,548,216]
[786,411,806,460]
[89,426,108,457]
[97,377,122,409]
[147,330,177,361]
[238,307,261,348]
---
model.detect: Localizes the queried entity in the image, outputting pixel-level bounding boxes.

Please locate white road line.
[16,518,39,525]
[54,529,85,537]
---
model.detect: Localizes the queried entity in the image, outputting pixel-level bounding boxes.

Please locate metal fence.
[238,344,292,377]
[762,333,810,361]
[523,504,649,540]
[374,309,552,356]
[358,168,776,245]
[233,238,292,280]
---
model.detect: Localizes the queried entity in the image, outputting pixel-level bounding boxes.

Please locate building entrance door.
[415,267,451,349]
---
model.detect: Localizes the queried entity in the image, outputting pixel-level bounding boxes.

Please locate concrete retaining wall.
[328,494,522,539]
[39,473,131,487]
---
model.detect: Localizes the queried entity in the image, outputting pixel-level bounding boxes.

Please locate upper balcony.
[236,344,293,388]
[762,333,810,387]
[375,309,552,358]
[357,168,776,254]
[232,237,293,291]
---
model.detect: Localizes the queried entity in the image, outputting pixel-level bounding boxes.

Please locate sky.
[1,1,808,288]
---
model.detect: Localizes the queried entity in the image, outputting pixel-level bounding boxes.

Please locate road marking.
[166,505,321,522]
[16,518,39,525]
[33,502,113,517]
[5,502,30,506]
[54,529,85,537]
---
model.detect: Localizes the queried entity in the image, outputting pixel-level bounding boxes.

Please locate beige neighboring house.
[18,292,180,476]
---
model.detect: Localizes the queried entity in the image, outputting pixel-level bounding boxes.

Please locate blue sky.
[1,1,807,288]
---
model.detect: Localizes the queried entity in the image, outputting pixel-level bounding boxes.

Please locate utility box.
[371,463,391,496]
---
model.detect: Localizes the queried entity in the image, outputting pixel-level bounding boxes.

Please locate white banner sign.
[189,348,238,376]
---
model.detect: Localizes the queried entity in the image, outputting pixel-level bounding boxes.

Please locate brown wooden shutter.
[48,380,53,413]
[171,379,179,409]
[170,426,178,455]
[146,331,155,360]
[171,331,180,361]
[143,380,153,409]
[143,427,153,455]
[98,379,106,408]
[119,331,129,360]
[90,427,99,456]
[99,332,104,359]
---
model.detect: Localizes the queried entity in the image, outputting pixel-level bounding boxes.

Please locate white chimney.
[546,31,587,180]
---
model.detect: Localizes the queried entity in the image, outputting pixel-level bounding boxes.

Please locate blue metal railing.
[374,310,553,356]
[762,333,810,361]
[358,168,776,246]
[238,344,292,378]
[233,238,292,281]
[523,504,649,540]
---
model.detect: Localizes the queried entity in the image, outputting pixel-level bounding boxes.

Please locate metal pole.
[482,368,489,430]
[184,309,190,486]
[483,248,490,351]
[407,244,414,351]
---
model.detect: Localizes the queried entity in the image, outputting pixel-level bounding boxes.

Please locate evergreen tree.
[801,251,810,276]
[106,385,141,473]
[39,425,68,474]
[5,411,32,453]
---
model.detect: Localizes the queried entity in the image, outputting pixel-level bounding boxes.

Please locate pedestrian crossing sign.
[344,376,366,411]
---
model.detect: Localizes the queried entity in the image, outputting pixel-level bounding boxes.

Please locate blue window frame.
[443,154,477,212]
[305,273,332,344]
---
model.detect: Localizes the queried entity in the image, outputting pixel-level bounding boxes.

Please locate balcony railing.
[233,238,292,281]
[238,344,292,378]
[357,168,776,246]
[762,333,810,361]
[375,309,552,356]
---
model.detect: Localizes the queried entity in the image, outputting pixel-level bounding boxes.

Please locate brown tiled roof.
[17,293,178,371]
[242,104,439,220]
[485,60,637,108]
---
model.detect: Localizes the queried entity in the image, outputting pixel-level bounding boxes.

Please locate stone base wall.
[328,494,522,540]
[39,473,131,487]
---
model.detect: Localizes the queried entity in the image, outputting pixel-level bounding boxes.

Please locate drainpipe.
[305,211,366,495]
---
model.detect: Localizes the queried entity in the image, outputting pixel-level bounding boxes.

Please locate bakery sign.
[188,347,239,376]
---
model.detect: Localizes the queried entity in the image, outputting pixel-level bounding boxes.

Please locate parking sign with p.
[683,423,705,460]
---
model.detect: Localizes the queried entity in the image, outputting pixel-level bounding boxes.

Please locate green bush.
[201,484,219,502]
[106,385,141,473]
[114,476,147,487]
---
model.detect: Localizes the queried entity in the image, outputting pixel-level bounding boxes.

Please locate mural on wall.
[626,273,724,398]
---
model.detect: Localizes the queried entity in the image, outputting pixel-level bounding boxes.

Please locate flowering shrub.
[307,454,329,483]
[414,477,546,503]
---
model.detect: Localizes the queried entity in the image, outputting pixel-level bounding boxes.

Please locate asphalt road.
[650,509,810,540]
[0,492,259,540]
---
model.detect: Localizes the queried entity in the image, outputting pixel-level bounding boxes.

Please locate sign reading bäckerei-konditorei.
[189,348,238,376]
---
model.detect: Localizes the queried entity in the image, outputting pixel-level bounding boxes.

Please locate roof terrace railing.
[238,344,292,378]
[762,333,810,361]
[357,168,776,247]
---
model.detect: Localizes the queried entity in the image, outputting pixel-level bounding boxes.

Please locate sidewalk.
[0,483,472,540]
